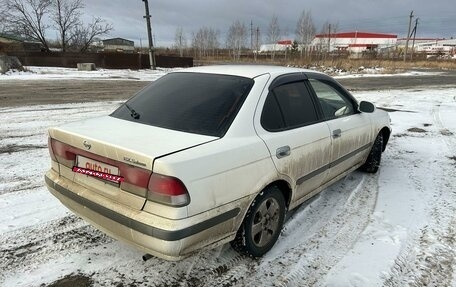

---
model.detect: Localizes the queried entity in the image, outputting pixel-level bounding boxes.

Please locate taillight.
[120,167,150,196]
[48,137,57,161]
[49,138,76,168]
[147,173,190,207]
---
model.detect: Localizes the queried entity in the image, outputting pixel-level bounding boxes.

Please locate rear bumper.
[45,169,241,260]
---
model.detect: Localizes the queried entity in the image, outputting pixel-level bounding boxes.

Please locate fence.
[5,51,193,69]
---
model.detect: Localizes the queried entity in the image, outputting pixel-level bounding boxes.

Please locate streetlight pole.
[142,0,156,70]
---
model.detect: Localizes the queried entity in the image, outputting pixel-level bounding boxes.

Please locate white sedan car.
[45,65,391,261]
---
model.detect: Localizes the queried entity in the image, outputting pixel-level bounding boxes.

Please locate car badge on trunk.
[83,140,92,150]
[123,156,147,167]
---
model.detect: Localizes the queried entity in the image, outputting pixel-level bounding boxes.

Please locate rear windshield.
[110,72,254,137]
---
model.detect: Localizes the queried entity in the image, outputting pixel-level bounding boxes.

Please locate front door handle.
[332,129,342,138]
[276,146,291,159]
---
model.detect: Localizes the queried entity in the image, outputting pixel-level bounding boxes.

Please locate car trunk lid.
[48,115,217,210]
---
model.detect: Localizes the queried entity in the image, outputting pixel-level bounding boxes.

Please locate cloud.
[82,0,456,46]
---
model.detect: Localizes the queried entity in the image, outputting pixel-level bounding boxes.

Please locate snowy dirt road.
[1,88,456,287]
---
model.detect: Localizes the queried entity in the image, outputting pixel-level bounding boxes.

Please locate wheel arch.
[230,178,291,256]
[236,178,293,231]
[262,179,293,210]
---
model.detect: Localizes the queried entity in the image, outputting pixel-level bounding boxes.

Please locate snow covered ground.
[1,87,456,286]
[334,69,444,79]
[0,66,178,81]
[0,66,443,81]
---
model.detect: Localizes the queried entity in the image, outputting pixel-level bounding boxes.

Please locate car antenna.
[124,103,140,119]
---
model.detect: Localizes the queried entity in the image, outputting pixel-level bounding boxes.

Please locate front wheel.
[231,186,286,257]
[361,133,383,173]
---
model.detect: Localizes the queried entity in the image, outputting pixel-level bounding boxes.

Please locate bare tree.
[192,26,218,58]
[267,15,280,60]
[174,26,186,57]
[0,2,7,32]
[52,0,83,52]
[4,0,52,51]
[69,17,112,52]
[295,9,315,58]
[226,20,246,60]
[319,21,339,52]
[207,28,219,57]
[3,0,111,52]
[191,31,201,58]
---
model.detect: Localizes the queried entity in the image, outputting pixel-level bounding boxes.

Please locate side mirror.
[359,101,375,113]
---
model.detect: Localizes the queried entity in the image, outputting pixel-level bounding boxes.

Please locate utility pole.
[327,24,331,59]
[250,21,253,51]
[254,27,259,62]
[404,10,414,62]
[142,0,156,70]
[179,33,183,57]
[411,18,419,60]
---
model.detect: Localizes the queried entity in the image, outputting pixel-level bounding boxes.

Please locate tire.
[231,186,286,258]
[361,133,383,173]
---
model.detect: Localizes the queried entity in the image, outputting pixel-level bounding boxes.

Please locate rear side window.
[261,81,319,131]
[111,73,254,137]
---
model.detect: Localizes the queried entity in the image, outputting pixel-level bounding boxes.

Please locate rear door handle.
[332,129,342,138]
[276,146,291,159]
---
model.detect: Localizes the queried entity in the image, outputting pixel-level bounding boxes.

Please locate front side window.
[110,73,254,137]
[261,81,319,131]
[309,79,355,120]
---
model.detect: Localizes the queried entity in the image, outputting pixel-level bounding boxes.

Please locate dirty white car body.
[45,65,391,260]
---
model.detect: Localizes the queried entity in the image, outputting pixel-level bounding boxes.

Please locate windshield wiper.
[124,103,140,119]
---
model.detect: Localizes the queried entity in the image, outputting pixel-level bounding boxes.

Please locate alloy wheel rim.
[251,197,281,248]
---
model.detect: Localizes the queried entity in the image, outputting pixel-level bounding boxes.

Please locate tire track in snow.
[0,215,113,282]
[45,237,249,287]
[86,242,252,287]
[382,103,456,286]
[281,174,379,287]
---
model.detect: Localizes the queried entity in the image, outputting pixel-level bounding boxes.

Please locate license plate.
[77,155,119,175]
[74,155,123,183]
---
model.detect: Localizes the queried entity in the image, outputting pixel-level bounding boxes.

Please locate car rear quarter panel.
[152,136,277,217]
[151,74,279,217]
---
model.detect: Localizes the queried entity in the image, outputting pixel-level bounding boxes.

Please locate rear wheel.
[361,133,383,173]
[231,186,286,257]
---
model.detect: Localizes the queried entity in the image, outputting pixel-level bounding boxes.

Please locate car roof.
[174,65,322,79]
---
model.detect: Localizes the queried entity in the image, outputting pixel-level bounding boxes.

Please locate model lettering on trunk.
[123,156,147,167]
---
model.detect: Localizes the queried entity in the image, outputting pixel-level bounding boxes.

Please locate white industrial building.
[258,40,292,53]
[414,39,456,56]
[311,32,397,54]
[90,38,135,53]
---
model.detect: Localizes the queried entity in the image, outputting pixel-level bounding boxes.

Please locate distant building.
[259,40,293,53]
[398,38,456,56]
[0,34,43,52]
[100,38,135,53]
[311,32,397,55]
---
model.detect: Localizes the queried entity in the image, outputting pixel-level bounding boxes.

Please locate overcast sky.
[81,0,455,47]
